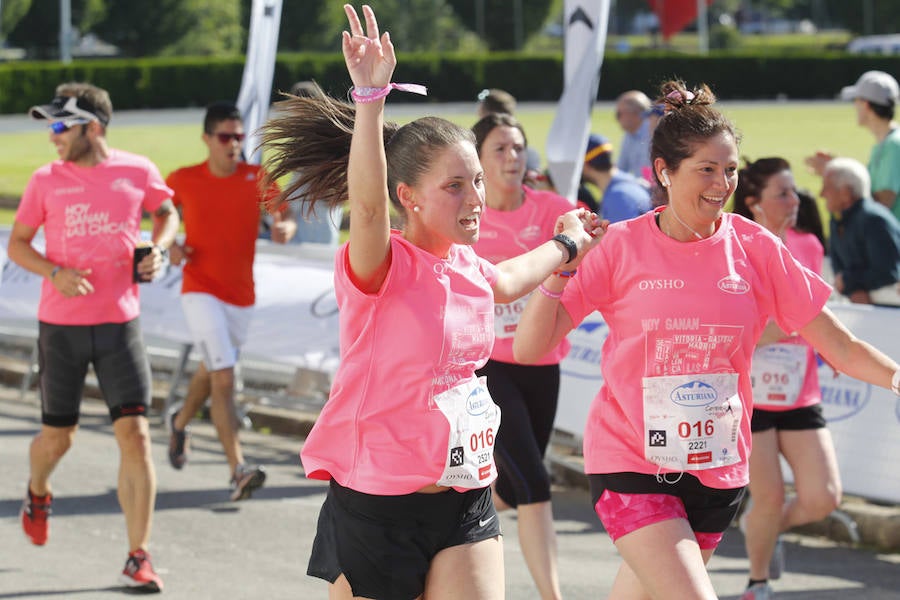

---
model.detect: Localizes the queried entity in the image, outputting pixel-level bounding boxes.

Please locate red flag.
[646,0,714,40]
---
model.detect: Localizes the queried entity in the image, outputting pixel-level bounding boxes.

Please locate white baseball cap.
[28,95,110,126]
[840,71,899,107]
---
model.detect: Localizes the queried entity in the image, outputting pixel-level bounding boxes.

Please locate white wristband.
[892,369,900,396]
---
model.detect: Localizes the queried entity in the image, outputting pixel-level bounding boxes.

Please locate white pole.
[59,0,72,63]
[697,0,708,55]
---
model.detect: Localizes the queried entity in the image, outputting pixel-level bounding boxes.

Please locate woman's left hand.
[556,208,607,268]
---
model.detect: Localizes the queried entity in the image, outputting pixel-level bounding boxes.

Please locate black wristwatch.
[552,233,577,263]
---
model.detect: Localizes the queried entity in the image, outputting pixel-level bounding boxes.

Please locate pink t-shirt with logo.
[473,186,573,365]
[753,228,826,411]
[300,233,500,495]
[16,150,172,325]
[561,209,831,489]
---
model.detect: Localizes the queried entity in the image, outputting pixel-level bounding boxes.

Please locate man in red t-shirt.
[165,101,295,501]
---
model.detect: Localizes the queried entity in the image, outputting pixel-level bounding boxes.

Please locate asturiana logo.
[717,276,750,295]
[670,381,718,407]
[466,387,490,416]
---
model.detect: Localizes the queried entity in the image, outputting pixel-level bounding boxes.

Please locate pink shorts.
[594,489,724,550]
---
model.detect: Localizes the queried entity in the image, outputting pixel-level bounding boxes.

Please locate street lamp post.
[60,0,72,63]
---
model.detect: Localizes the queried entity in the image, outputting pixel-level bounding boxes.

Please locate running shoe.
[120,549,163,592]
[21,487,52,546]
[741,582,773,600]
[230,464,266,501]
[168,409,191,470]
[769,536,785,580]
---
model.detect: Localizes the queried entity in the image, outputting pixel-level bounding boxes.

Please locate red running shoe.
[21,487,52,546]
[120,549,163,593]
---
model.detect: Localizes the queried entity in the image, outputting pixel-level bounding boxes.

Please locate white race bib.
[751,343,808,408]
[433,377,501,489]
[643,373,742,471]
[493,293,531,339]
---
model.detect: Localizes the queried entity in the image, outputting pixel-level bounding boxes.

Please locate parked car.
[847,34,900,55]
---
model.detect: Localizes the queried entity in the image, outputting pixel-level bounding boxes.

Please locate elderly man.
[822,157,900,306]
[614,89,653,180]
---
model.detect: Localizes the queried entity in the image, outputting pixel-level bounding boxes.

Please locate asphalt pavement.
[1,386,899,599]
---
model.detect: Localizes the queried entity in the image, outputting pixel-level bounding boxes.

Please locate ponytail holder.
[666,89,695,104]
[351,83,428,104]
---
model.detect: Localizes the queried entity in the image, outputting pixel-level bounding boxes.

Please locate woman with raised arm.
[260,5,602,600]
[513,82,900,600]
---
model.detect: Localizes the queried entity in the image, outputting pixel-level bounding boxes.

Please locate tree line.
[1,0,555,58]
[1,0,896,60]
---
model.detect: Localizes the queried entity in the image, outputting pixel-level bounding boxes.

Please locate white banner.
[0,230,340,373]
[556,305,900,504]
[236,0,283,165]
[545,0,610,202]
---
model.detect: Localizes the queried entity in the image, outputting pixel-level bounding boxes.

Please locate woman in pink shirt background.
[732,157,838,600]
[471,112,576,600]
[514,82,900,599]
[260,5,602,599]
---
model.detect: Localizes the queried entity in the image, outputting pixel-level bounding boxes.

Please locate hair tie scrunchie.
[666,89,695,105]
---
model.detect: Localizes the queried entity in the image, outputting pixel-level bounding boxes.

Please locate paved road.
[2,387,899,599]
[0,100,848,134]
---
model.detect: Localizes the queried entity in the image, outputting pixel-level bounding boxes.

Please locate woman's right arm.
[342,4,395,293]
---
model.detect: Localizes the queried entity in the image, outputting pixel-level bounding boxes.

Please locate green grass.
[0,102,868,231]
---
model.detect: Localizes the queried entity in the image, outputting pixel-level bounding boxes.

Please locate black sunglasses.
[213,132,246,144]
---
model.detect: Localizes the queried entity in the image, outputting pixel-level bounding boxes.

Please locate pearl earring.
[412,205,420,213]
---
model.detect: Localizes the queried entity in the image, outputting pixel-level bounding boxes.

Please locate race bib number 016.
[434,377,502,488]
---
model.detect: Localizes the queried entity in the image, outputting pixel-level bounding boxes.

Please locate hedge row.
[1,52,899,114]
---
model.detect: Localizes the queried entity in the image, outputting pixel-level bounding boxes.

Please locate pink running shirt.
[300,233,500,495]
[753,228,826,411]
[16,149,173,325]
[560,209,832,489]
[473,186,573,365]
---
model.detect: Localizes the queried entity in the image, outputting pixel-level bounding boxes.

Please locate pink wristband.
[350,83,428,104]
[537,283,563,300]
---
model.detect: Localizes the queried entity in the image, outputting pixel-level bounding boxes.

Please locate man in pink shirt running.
[9,82,179,593]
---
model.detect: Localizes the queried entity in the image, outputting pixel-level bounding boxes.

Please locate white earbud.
[661,170,671,187]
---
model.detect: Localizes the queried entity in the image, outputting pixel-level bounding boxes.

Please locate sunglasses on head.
[48,119,89,134]
[213,132,245,144]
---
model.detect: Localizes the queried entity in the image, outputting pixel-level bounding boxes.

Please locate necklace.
[664,205,704,240]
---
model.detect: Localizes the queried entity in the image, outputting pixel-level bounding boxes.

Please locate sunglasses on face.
[48,119,89,134]
[212,132,246,144]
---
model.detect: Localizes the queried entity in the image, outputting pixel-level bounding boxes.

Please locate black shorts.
[38,319,152,427]
[751,404,827,433]
[476,360,559,507]
[308,480,501,600]
[589,472,745,536]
